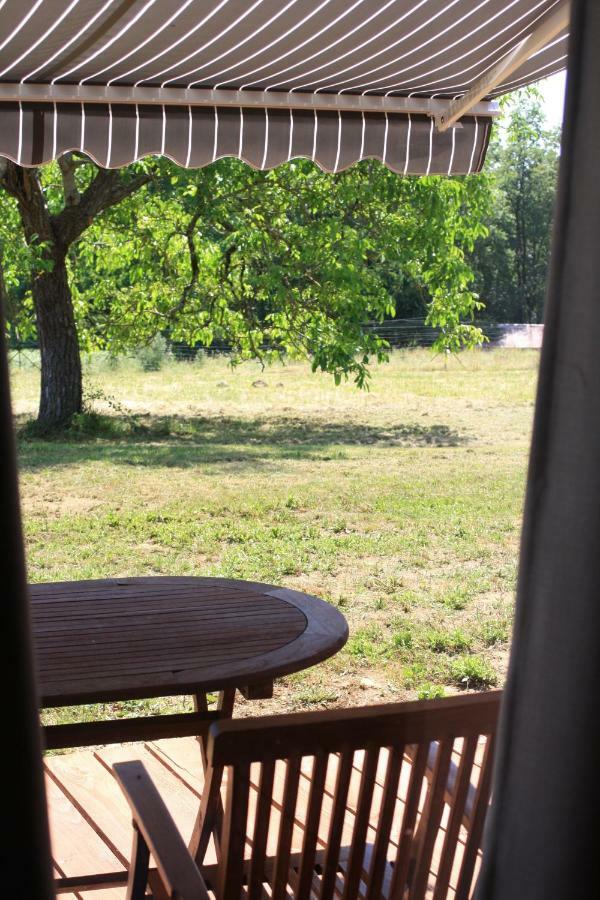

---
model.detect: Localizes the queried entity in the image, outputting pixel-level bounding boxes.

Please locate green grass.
[10,347,537,721]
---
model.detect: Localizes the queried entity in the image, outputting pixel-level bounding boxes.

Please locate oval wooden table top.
[30,576,349,707]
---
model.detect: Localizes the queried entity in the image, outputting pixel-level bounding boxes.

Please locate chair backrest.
[206,690,501,900]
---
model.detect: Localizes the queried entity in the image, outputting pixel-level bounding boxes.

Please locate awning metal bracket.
[436,0,570,132]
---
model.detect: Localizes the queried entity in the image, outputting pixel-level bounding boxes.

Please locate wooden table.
[31,576,348,751]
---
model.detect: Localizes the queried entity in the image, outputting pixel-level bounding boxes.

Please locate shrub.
[480,620,510,646]
[417,683,446,700]
[347,627,383,662]
[426,628,472,654]
[137,334,168,371]
[391,628,414,650]
[450,655,497,689]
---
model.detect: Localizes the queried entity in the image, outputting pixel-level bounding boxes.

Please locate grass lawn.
[11,348,538,726]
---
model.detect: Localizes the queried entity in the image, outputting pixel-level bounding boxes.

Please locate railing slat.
[218,761,250,900]
[342,747,379,900]
[271,755,302,900]
[410,739,454,899]
[455,734,496,900]
[433,735,479,900]
[296,750,329,900]
[365,745,404,900]
[320,750,355,900]
[389,742,429,900]
[247,759,276,900]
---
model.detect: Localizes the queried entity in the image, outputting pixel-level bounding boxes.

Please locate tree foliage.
[470,91,560,323]
[0,187,37,338]
[1,154,489,394]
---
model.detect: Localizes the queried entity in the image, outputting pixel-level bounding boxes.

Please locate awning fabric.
[0,1,568,174]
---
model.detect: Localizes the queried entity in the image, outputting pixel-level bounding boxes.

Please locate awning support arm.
[436,0,570,132]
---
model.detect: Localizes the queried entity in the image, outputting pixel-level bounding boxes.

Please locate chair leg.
[126,826,150,900]
[190,689,236,866]
[192,762,226,866]
[147,869,171,900]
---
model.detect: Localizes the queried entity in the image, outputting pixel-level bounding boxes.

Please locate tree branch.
[0,251,9,319]
[58,153,81,207]
[53,167,152,249]
[0,160,53,244]
[169,209,202,319]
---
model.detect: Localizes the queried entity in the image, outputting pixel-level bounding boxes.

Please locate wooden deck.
[46,736,486,899]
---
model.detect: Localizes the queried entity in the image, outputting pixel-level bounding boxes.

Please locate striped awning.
[0,1,569,174]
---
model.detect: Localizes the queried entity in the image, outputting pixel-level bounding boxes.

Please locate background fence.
[365,320,543,349]
[7,319,543,364]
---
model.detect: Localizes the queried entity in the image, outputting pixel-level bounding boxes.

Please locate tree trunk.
[1,159,150,430]
[33,254,82,430]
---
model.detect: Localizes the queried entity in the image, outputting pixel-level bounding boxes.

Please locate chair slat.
[296,750,329,900]
[320,750,355,900]
[342,746,379,900]
[389,741,430,900]
[365,745,404,900]
[271,755,302,900]
[218,761,251,900]
[454,734,496,900]
[248,759,276,900]
[433,735,479,900]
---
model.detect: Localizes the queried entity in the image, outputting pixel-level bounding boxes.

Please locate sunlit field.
[11,348,538,725]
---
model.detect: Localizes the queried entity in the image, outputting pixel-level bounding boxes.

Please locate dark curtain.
[477,0,600,896]
[0,319,53,892]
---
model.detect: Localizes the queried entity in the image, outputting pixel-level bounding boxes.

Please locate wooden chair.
[114,691,500,899]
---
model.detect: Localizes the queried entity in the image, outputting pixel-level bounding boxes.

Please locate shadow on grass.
[17,412,467,471]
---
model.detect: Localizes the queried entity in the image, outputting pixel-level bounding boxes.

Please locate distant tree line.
[469,92,560,324]
[380,93,560,325]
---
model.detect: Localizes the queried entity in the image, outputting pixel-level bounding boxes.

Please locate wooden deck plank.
[80,890,127,900]
[95,743,202,847]
[148,737,206,797]
[45,773,124,881]
[57,890,127,899]
[46,750,134,866]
